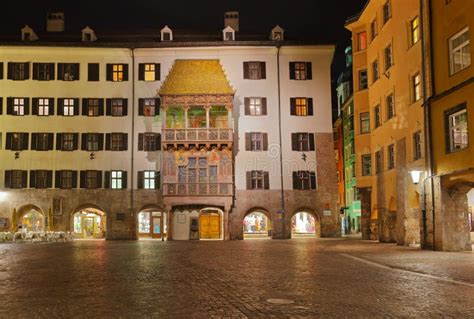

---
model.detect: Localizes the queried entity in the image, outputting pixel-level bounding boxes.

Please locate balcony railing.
[162,128,233,143]
[163,183,233,196]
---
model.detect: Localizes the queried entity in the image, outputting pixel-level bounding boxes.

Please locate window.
[384,44,393,70]
[372,60,379,83]
[107,64,128,82]
[291,133,315,152]
[58,63,79,81]
[33,63,54,81]
[375,150,383,174]
[362,154,372,176]
[386,94,395,119]
[447,106,468,152]
[243,62,266,80]
[244,97,267,116]
[37,98,50,116]
[413,131,423,160]
[12,98,25,115]
[374,105,381,128]
[357,32,367,51]
[111,171,123,189]
[162,32,171,41]
[410,17,420,46]
[6,133,28,151]
[61,133,75,151]
[109,99,127,116]
[5,170,27,189]
[62,98,75,116]
[247,171,269,190]
[370,19,378,40]
[57,170,75,189]
[292,171,317,190]
[144,171,157,189]
[225,31,234,41]
[31,170,51,189]
[139,63,160,82]
[289,62,312,80]
[88,63,99,81]
[358,69,368,90]
[449,27,471,74]
[360,112,371,134]
[83,133,102,152]
[138,133,161,152]
[290,98,313,116]
[412,73,422,102]
[251,133,262,151]
[107,133,127,151]
[83,170,101,189]
[387,144,395,170]
[31,133,53,151]
[85,98,101,117]
[8,62,29,80]
[138,98,160,116]
[383,0,391,24]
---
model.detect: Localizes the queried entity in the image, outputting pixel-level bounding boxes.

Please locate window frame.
[413,131,423,160]
[360,112,371,134]
[111,170,123,189]
[412,72,422,102]
[449,27,471,75]
[361,154,372,176]
[357,31,367,51]
[446,104,469,153]
[358,69,368,90]
[387,144,395,170]
[386,93,395,120]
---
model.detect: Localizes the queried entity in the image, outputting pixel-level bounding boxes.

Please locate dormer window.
[270,25,284,41]
[21,25,39,42]
[161,26,173,42]
[223,26,235,41]
[82,26,97,42]
[24,33,31,41]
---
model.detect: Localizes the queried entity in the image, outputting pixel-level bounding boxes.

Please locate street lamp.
[410,170,422,185]
[0,192,7,202]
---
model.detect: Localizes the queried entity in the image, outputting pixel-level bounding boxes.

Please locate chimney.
[224,11,239,32]
[47,12,65,32]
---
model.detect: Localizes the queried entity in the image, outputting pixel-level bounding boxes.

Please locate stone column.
[358,187,372,240]
[224,209,230,240]
[167,209,173,241]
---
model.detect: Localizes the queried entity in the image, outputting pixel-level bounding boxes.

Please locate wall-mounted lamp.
[90,152,95,160]
[410,170,422,185]
[14,152,20,159]
[0,192,8,202]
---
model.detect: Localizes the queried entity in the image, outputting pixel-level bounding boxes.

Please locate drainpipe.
[130,48,136,240]
[276,45,286,232]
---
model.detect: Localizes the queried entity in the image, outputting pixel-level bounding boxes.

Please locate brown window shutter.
[0,62,3,79]
[289,62,296,80]
[243,62,250,79]
[21,171,28,188]
[291,133,298,151]
[263,171,269,189]
[81,133,88,151]
[106,99,112,115]
[290,98,296,115]
[55,171,61,188]
[244,98,250,115]
[23,98,30,115]
[263,133,268,151]
[137,171,144,189]
[4,171,11,188]
[306,62,312,80]
[122,133,128,151]
[122,171,128,189]
[261,98,267,115]
[46,171,53,188]
[32,98,39,115]
[80,171,86,189]
[309,133,315,151]
[56,133,62,150]
[48,133,54,150]
[49,63,55,80]
[245,133,251,151]
[97,171,103,189]
[310,172,316,189]
[292,171,299,190]
[308,98,313,115]
[74,63,80,80]
[24,63,30,80]
[155,134,161,151]
[5,133,12,150]
[98,99,105,116]
[82,98,89,116]
[155,64,161,81]
[122,99,128,116]
[22,133,29,150]
[246,171,252,190]
[106,64,113,81]
[57,98,64,116]
[57,63,64,80]
[155,98,161,115]
[30,171,37,188]
[74,98,80,115]
[123,64,129,81]
[260,62,266,79]
[0,98,2,115]
[138,98,144,115]
[98,134,104,150]
[105,134,111,150]
[6,97,13,115]
[72,171,78,188]
[31,133,37,150]
[138,133,144,151]
[138,64,145,81]
[73,134,79,150]
[48,98,55,115]
[32,63,39,80]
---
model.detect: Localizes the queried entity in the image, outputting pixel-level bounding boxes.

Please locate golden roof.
[159,60,234,95]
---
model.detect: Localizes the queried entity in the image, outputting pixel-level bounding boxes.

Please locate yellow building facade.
[346,0,425,245]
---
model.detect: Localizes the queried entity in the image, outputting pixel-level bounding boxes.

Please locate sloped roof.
[159,59,234,95]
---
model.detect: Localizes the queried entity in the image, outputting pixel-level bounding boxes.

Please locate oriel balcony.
[163,183,233,196]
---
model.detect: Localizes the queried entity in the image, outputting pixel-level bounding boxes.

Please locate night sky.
[1,0,367,114]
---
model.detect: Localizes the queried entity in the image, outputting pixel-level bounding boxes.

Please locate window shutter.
[98,99,105,116]
[104,171,111,189]
[157,172,161,188]
[74,63,80,80]
[30,171,37,188]
[80,171,86,189]
[122,133,128,151]
[122,99,128,116]
[32,63,39,80]
[97,171,103,188]
[32,98,39,115]
[48,98,55,115]
[81,133,88,151]
[261,98,267,115]
[306,62,312,80]
[243,62,250,79]
[7,63,13,79]
[0,62,3,79]
[106,99,112,115]
[58,64,64,81]
[246,171,252,190]
[137,171,144,189]
[56,133,62,150]
[289,62,296,80]
[22,171,28,188]
[155,64,161,81]
[24,63,30,80]
[55,171,61,188]
[138,99,144,115]
[244,98,250,115]
[291,133,298,151]
[105,134,111,150]
[263,133,268,151]
[138,133,144,151]
[155,133,161,151]
[22,133,29,150]
[290,98,296,115]
[308,98,313,116]
[82,99,89,116]
[138,64,145,81]
[245,133,251,151]
[72,171,78,188]
[46,171,53,188]
[31,133,37,150]
[48,133,54,150]
[123,64,129,81]
[0,98,2,115]
[106,64,113,81]
[23,98,30,115]
[98,134,104,150]
[49,63,55,80]
[155,98,161,115]
[88,63,99,81]
[309,133,315,151]
[310,172,316,189]
[122,171,128,189]
[260,62,266,79]
[7,97,13,115]
[4,171,11,188]
[263,171,269,189]
[74,98,80,115]
[57,99,64,116]
[292,172,299,190]
[73,134,79,150]
[5,133,12,150]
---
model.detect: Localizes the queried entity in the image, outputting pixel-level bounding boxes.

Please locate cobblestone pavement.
[0,238,473,318]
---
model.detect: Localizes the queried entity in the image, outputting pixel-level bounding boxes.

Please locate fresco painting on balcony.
[166,107,185,128]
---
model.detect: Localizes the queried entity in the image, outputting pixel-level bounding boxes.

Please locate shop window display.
[291,212,316,235]
[73,210,105,239]
[21,210,45,232]
[243,212,271,236]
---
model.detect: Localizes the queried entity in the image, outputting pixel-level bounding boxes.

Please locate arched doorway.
[20,208,45,232]
[243,211,272,239]
[172,206,224,240]
[72,207,106,239]
[291,211,320,238]
[199,208,223,240]
[137,208,167,239]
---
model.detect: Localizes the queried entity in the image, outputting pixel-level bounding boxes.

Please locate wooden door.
[199,214,220,239]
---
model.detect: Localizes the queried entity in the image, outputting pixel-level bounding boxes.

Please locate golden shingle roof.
[159,59,234,95]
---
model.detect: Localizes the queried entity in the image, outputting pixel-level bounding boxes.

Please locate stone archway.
[136,204,167,240]
[242,208,273,239]
[71,204,107,239]
[290,208,321,238]
[17,204,45,232]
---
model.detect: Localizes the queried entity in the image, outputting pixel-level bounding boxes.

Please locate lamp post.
[409,170,426,248]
